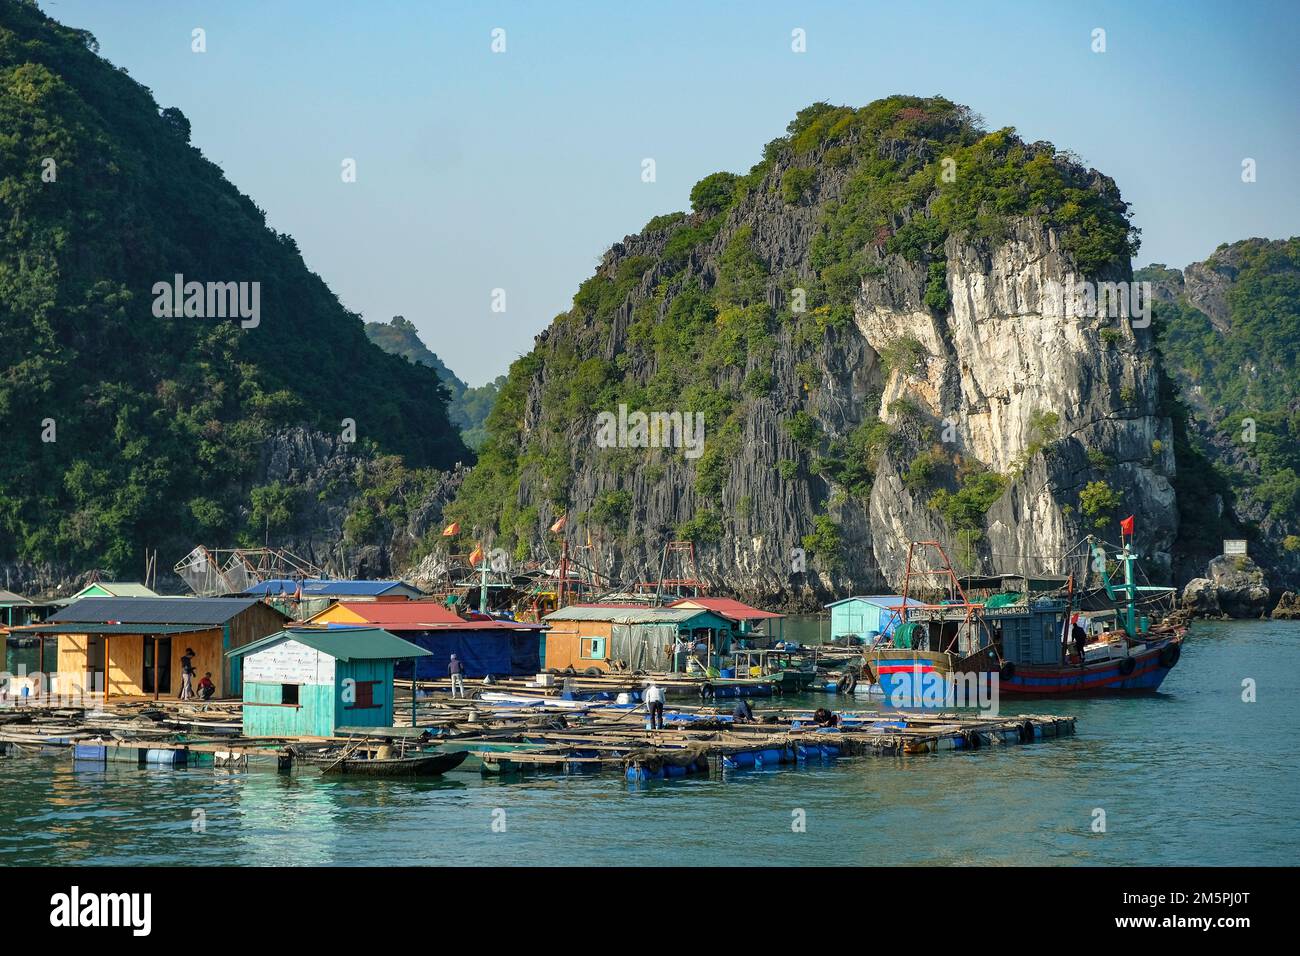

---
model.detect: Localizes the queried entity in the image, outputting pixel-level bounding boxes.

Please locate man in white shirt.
[644,680,666,730]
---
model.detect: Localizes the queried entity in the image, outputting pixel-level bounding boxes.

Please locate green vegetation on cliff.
[447,95,1138,553]
[1142,240,1300,552]
[0,4,466,572]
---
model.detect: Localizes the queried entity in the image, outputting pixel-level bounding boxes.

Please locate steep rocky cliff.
[444,97,1176,606]
[1139,238,1300,594]
[0,4,469,587]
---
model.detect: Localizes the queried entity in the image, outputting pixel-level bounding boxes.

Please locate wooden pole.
[153,636,160,701]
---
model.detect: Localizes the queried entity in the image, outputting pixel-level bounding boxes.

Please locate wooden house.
[240,578,424,620]
[825,595,924,643]
[20,597,287,700]
[541,605,734,673]
[227,627,430,737]
[306,602,544,679]
[668,596,786,642]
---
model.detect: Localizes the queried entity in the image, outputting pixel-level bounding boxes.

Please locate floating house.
[669,596,786,642]
[1,589,56,628]
[307,601,544,679]
[825,595,925,643]
[1,590,60,674]
[541,605,734,673]
[61,581,161,603]
[19,597,287,700]
[240,578,424,619]
[227,627,430,737]
[241,579,423,601]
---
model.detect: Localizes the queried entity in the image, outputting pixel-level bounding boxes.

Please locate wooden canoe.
[320,749,469,777]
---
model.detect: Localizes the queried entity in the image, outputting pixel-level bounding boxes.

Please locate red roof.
[330,602,542,631]
[668,597,784,621]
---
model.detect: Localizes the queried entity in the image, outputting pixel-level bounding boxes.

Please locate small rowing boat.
[320,749,469,777]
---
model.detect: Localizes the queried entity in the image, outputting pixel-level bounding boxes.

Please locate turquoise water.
[1,620,1296,866]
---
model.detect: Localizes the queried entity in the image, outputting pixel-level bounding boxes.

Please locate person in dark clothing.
[732,698,754,723]
[179,648,196,700]
[1072,619,1089,665]
[812,707,839,728]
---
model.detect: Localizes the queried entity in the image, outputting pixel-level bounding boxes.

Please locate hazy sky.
[42,0,1300,384]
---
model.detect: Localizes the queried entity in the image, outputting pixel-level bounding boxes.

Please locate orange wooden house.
[17,596,286,701]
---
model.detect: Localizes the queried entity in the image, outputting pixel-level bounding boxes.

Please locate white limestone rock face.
[854,218,1177,583]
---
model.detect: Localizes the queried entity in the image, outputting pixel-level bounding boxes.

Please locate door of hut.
[143,637,172,695]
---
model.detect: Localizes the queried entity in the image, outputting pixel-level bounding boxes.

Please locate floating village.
[0,532,1187,784]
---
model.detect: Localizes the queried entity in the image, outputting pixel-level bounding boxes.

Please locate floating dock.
[0,696,1075,783]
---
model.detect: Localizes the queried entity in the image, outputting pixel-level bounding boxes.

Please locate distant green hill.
[1139,238,1300,578]
[364,316,501,450]
[0,3,467,573]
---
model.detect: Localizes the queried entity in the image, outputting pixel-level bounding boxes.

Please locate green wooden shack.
[227,627,430,738]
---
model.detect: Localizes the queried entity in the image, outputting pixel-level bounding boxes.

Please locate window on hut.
[281,684,299,706]
[350,681,380,709]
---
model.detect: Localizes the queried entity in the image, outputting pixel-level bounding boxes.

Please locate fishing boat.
[320,749,469,777]
[726,648,817,692]
[862,534,1186,704]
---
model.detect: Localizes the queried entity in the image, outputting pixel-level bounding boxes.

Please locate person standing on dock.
[644,680,665,730]
[179,647,196,701]
[448,654,466,698]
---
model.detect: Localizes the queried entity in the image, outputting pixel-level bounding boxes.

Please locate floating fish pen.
[458,710,1076,781]
[0,697,1075,784]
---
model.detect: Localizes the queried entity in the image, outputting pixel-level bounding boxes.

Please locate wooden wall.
[542,620,615,673]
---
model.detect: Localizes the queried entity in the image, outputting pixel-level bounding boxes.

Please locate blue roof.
[241,579,417,597]
[824,595,925,610]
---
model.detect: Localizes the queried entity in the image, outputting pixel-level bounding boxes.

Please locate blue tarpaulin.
[392,630,541,680]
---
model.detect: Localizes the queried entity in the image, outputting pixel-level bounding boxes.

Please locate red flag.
[441,521,460,537]
[1120,515,1135,536]
[549,515,567,534]
[468,544,484,567]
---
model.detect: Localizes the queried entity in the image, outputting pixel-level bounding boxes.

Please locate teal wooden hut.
[825,595,925,643]
[227,627,430,738]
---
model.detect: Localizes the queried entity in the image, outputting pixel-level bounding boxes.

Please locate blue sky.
[41,0,1300,384]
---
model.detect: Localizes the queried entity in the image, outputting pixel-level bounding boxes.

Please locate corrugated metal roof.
[242,579,420,597]
[228,627,431,661]
[0,590,32,605]
[824,595,925,610]
[16,622,213,635]
[669,597,784,620]
[543,606,710,625]
[319,602,544,631]
[75,582,160,598]
[48,596,273,626]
